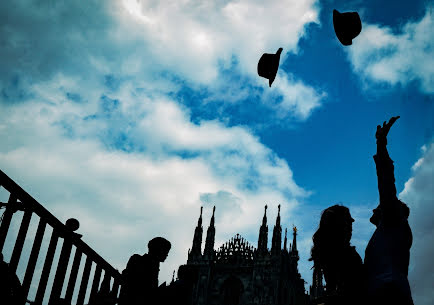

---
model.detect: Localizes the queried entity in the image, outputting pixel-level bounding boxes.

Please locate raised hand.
[376,116,400,143]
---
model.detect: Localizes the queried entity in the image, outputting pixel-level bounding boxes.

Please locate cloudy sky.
[0,0,433,304]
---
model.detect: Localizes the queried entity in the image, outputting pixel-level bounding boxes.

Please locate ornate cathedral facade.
[180,205,310,305]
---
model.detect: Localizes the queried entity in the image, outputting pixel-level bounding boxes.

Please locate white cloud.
[0,0,325,122]
[399,142,434,305]
[0,80,308,285]
[347,8,434,94]
[0,0,327,297]
[117,0,326,121]
[262,73,325,120]
[120,0,319,82]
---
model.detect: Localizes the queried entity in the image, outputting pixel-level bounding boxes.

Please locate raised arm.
[374,116,400,213]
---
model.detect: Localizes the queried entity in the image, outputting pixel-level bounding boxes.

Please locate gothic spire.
[262,204,268,226]
[204,206,216,259]
[283,228,288,252]
[291,225,299,260]
[188,206,203,262]
[271,204,282,256]
[257,205,268,255]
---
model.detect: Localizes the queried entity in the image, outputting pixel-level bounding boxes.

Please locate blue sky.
[0,0,433,304]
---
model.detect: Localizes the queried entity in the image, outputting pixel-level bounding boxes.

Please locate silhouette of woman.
[310,205,365,305]
[365,116,414,305]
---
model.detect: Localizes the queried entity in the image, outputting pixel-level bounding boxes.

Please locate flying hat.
[257,48,283,87]
[333,9,362,46]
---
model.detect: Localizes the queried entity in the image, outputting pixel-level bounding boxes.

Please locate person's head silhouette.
[148,237,171,262]
[310,205,355,268]
[319,205,354,244]
[370,199,409,226]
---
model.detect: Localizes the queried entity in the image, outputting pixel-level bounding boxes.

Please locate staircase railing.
[0,170,122,305]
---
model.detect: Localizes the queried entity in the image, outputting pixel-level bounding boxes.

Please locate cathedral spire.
[271,204,282,256]
[257,205,268,255]
[204,206,216,259]
[291,225,299,260]
[188,206,203,262]
[283,228,288,252]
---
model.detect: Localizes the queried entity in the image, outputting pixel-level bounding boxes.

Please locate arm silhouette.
[374,116,400,218]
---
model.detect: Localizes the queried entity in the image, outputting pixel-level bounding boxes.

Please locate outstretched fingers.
[376,116,400,140]
[388,116,400,127]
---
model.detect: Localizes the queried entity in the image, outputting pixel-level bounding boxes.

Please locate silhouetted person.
[118,237,171,305]
[365,116,414,305]
[310,205,365,305]
[166,265,199,305]
[0,253,24,305]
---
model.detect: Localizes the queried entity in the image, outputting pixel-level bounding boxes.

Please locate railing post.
[112,276,121,302]
[89,265,102,304]
[9,208,33,272]
[0,194,17,252]
[77,256,92,305]
[20,217,47,305]
[64,247,82,303]
[48,235,73,305]
[0,171,123,305]
[34,230,59,305]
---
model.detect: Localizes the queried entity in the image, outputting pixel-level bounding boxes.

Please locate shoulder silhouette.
[118,237,171,305]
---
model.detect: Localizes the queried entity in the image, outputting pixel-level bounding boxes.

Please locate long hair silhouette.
[310,204,354,269]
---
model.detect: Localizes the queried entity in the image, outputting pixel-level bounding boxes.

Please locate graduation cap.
[333,9,362,46]
[257,48,283,87]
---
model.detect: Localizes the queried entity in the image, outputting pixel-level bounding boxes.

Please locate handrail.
[0,169,121,305]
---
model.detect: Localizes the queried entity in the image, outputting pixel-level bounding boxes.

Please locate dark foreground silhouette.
[0,118,416,305]
[310,117,414,305]
[365,116,414,305]
[309,206,365,305]
[118,237,171,305]
[0,252,24,304]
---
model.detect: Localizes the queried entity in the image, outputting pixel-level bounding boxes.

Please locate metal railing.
[0,169,122,305]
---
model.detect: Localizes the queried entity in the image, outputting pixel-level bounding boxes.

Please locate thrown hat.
[333,9,362,46]
[257,48,283,87]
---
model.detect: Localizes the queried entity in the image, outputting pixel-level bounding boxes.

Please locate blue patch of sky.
[83,114,98,121]
[100,94,120,114]
[0,74,34,103]
[112,132,134,153]
[65,92,82,103]
[355,0,429,30]
[104,74,122,91]
[167,60,279,129]
[157,0,433,211]
[171,150,201,159]
[259,0,434,209]
[53,119,75,138]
